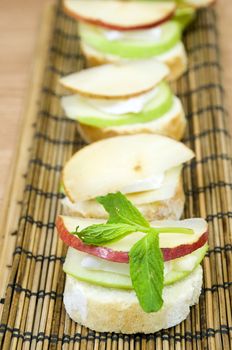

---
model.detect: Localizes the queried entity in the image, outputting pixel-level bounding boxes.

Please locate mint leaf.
[75,223,136,246]
[97,192,150,229]
[129,231,164,313]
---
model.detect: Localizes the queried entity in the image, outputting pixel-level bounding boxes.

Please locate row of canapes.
[56,0,214,334]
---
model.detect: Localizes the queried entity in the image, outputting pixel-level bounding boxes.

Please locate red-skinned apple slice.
[63,0,176,31]
[56,216,208,263]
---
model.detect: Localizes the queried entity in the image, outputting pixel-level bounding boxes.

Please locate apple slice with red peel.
[63,0,176,31]
[60,60,169,100]
[56,216,128,263]
[181,0,215,9]
[56,216,208,262]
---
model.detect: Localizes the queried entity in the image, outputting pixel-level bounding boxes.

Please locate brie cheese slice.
[85,86,159,115]
[103,26,163,42]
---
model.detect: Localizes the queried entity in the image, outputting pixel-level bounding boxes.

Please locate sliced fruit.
[64,0,176,31]
[62,167,182,217]
[79,21,181,59]
[180,0,215,8]
[60,60,169,99]
[56,216,208,262]
[63,244,208,289]
[173,6,196,31]
[61,82,173,128]
[62,134,194,202]
[127,166,182,204]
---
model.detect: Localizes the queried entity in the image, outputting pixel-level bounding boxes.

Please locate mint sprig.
[73,192,193,313]
[76,223,137,246]
[129,231,164,312]
[97,191,150,229]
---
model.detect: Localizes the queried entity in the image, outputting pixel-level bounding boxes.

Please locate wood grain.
[0,0,231,212]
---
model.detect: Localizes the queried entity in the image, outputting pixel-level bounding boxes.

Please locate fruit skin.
[56,216,208,263]
[64,2,176,31]
[79,22,181,59]
[70,13,175,31]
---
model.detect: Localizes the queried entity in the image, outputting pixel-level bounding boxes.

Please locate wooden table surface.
[0,0,231,210]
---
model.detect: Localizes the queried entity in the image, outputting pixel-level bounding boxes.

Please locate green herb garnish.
[73,192,193,313]
[129,230,164,312]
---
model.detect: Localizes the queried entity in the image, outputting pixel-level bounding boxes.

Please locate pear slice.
[63,0,176,31]
[60,60,169,99]
[62,134,194,202]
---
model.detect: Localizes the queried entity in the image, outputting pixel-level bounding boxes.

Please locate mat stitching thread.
[40,105,229,124]
[207,245,232,255]
[34,128,229,146]
[7,283,63,300]
[18,182,232,199]
[185,105,228,120]
[202,282,232,293]
[0,324,231,343]
[206,212,232,221]
[183,128,230,142]
[26,154,232,173]
[185,182,232,195]
[29,158,63,172]
[12,245,231,261]
[39,110,76,124]
[24,185,64,199]
[19,215,55,229]
[42,83,224,99]
[13,247,65,262]
[185,154,232,168]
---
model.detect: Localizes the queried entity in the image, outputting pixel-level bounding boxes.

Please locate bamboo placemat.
[0,1,231,349]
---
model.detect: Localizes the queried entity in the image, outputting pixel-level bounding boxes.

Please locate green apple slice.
[61,82,173,128]
[79,21,181,58]
[173,6,196,31]
[63,244,208,289]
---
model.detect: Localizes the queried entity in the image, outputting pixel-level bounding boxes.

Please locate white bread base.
[62,178,185,221]
[81,41,187,81]
[64,265,203,334]
[77,97,186,143]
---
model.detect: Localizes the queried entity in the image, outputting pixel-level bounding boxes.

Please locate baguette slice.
[64,265,203,333]
[77,97,186,143]
[81,41,187,81]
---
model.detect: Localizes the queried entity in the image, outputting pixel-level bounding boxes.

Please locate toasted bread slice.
[81,41,187,81]
[64,265,202,333]
[77,97,186,143]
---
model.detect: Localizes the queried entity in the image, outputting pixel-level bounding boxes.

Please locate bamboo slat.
[0,2,231,350]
